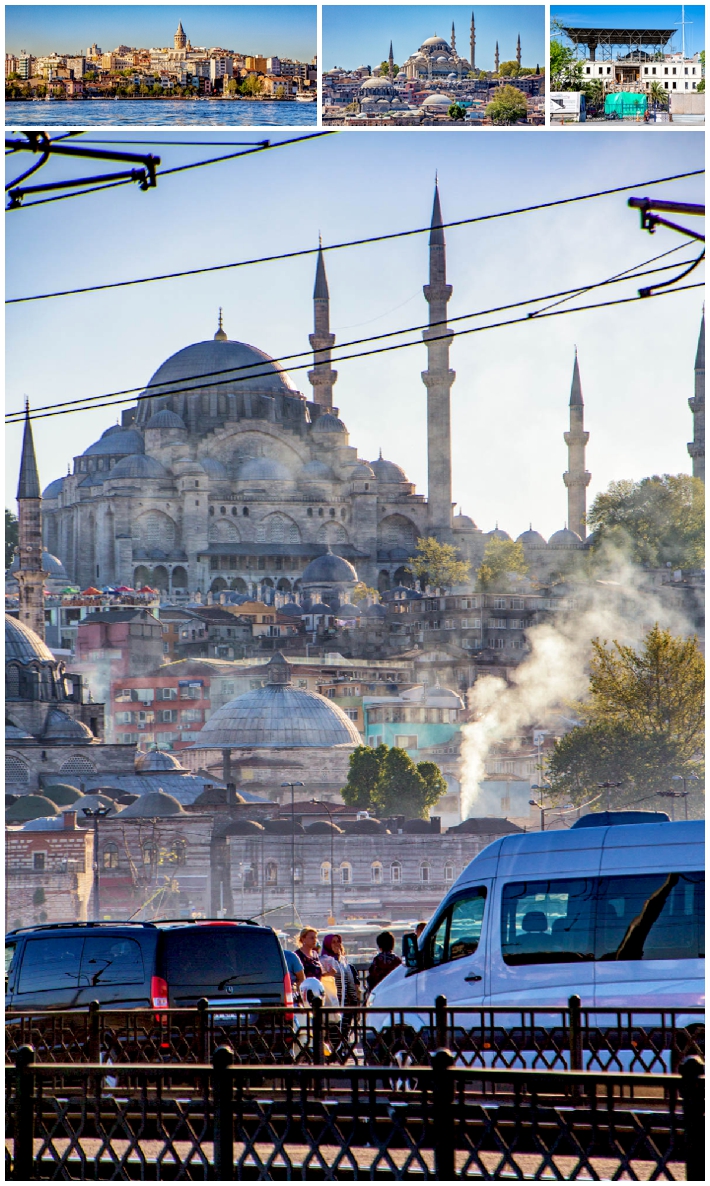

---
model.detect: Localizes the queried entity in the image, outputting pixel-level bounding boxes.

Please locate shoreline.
[5,95,315,103]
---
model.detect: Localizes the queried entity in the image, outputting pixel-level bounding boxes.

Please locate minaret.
[308,242,337,409]
[470,11,476,71]
[688,309,705,481]
[563,350,591,540]
[388,40,394,82]
[174,21,186,51]
[494,41,500,72]
[516,33,522,67]
[422,182,455,540]
[16,402,46,640]
[451,22,456,53]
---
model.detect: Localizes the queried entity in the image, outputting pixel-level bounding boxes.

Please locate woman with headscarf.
[319,933,360,1052]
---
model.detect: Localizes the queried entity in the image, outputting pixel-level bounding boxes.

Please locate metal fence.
[6,1044,704,1180]
[6,997,705,1075]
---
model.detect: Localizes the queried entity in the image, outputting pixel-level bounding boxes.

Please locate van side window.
[17,938,84,993]
[596,872,704,962]
[80,937,145,986]
[424,887,487,968]
[5,943,16,979]
[501,879,595,965]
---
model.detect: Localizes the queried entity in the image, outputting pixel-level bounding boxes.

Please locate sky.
[5,5,316,60]
[5,130,705,545]
[551,6,705,59]
[323,5,545,72]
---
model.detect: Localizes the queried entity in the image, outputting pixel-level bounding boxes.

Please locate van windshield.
[160,927,283,988]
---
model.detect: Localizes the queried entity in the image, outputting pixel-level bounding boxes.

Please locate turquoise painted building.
[362,683,464,762]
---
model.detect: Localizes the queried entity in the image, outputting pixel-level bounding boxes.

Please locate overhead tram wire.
[6,167,704,303]
[7,282,702,426]
[5,253,702,424]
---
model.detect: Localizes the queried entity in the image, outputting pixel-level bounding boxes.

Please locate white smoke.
[459,551,697,820]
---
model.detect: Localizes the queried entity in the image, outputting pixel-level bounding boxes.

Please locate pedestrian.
[320,933,359,1053]
[295,927,323,980]
[414,921,427,942]
[366,931,402,995]
[283,947,305,1000]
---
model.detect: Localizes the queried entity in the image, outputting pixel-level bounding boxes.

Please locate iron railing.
[6,1044,704,1180]
[6,997,704,1074]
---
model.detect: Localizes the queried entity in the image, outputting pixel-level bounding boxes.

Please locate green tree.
[448,103,466,120]
[341,744,386,810]
[581,78,604,112]
[275,84,286,99]
[476,537,528,590]
[648,80,669,108]
[240,74,265,96]
[378,60,400,76]
[498,60,520,77]
[352,581,379,603]
[485,83,527,124]
[407,537,470,591]
[151,83,162,96]
[376,747,446,819]
[5,509,19,569]
[587,474,704,569]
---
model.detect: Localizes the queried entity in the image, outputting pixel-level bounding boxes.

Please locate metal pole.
[94,813,100,918]
[291,782,295,927]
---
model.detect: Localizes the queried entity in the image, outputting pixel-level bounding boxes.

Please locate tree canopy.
[477,537,528,590]
[5,509,19,570]
[341,744,448,819]
[587,474,704,569]
[408,537,470,591]
[378,60,400,76]
[448,103,466,120]
[485,84,528,124]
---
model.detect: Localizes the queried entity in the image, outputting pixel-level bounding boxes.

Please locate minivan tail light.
[151,975,169,1009]
[283,972,294,1022]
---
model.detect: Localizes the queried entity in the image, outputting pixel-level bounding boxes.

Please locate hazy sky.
[5,5,316,60]
[5,130,704,544]
[323,5,545,72]
[551,5,705,59]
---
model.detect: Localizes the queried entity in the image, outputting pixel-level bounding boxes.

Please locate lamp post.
[311,798,336,925]
[671,773,699,820]
[597,780,622,811]
[281,781,304,927]
[82,805,111,920]
[529,783,551,832]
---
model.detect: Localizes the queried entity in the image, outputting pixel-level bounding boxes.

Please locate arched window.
[390,862,402,884]
[444,864,455,883]
[294,862,303,884]
[420,863,430,884]
[242,506,249,516]
[340,862,352,885]
[209,505,215,516]
[142,842,157,866]
[59,756,96,777]
[371,861,383,885]
[172,566,188,590]
[6,756,30,786]
[244,864,258,888]
[220,506,226,515]
[320,861,331,885]
[266,861,278,886]
[232,506,238,516]
[170,839,186,866]
[103,843,119,869]
[6,665,20,698]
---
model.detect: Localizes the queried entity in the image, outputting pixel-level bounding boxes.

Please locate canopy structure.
[560,27,676,60]
[605,92,648,117]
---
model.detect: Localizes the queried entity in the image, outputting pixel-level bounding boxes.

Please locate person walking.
[295,927,323,980]
[366,931,402,996]
[320,932,359,1053]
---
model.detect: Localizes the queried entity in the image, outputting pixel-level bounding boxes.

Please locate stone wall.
[5,821,93,930]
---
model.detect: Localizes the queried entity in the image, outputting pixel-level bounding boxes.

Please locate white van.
[369,818,704,1013]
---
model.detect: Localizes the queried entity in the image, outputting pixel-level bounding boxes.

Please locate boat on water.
[294,93,316,102]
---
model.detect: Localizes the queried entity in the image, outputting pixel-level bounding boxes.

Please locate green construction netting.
[604,92,648,117]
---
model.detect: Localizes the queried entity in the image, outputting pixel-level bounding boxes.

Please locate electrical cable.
[529,241,690,317]
[6,254,701,423]
[7,281,702,425]
[6,166,704,303]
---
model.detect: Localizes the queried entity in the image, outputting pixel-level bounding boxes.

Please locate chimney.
[429,816,441,834]
[63,810,77,830]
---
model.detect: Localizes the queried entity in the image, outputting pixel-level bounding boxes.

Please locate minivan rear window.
[80,937,145,986]
[17,937,84,993]
[160,927,284,988]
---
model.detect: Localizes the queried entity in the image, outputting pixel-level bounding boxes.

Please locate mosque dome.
[79,473,106,488]
[5,614,55,664]
[42,477,65,500]
[43,784,82,807]
[199,456,229,478]
[301,459,334,480]
[278,601,305,616]
[120,790,186,818]
[421,93,454,108]
[307,601,332,615]
[485,527,512,542]
[361,76,395,93]
[84,428,145,457]
[237,456,292,481]
[10,550,67,578]
[421,36,451,49]
[454,513,477,530]
[517,527,547,547]
[146,407,186,429]
[72,793,117,814]
[312,413,347,434]
[335,602,361,619]
[194,652,361,749]
[42,708,95,744]
[362,602,387,619]
[370,455,409,482]
[6,795,59,824]
[110,454,167,480]
[135,749,185,773]
[548,527,583,548]
[302,548,358,585]
[347,461,376,478]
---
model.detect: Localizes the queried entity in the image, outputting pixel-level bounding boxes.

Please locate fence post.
[680,1055,705,1183]
[312,997,323,1064]
[88,1000,101,1063]
[568,995,583,1071]
[14,1045,35,1182]
[196,998,209,1063]
[435,995,448,1051]
[213,1045,234,1181]
[432,1048,455,1181]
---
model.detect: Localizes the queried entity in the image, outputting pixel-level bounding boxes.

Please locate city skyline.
[551,5,705,60]
[6,130,704,543]
[5,5,317,59]
[322,5,545,71]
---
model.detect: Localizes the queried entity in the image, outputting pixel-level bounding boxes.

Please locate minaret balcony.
[421,370,456,388]
[563,430,589,446]
[423,284,453,303]
[422,327,454,345]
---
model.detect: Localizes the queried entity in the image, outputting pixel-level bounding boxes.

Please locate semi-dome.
[199,456,229,478]
[238,456,292,481]
[120,789,186,818]
[193,652,361,749]
[517,527,548,547]
[549,527,583,547]
[137,337,297,418]
[370,455,409,483]
[5,614,55,664]
[10,549,67,577]
[301,459,334,479]
[42,709,94,744]
[135,749,185,773]
[312,413,347,434]
[84,428,145,457]
[42,477,65,499]
[110,454,167,480]
[302,548,358,585]
[146,407,186,429]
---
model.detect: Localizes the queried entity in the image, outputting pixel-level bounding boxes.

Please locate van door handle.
[464,974,482,983]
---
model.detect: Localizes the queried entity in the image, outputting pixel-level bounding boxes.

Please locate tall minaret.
[516,33,522,66]
[423,182,454,539]
[494,41,500,72]
[470,11,476,71]
[16,403,46,640]
[388,40,394,81]
[451,22,456,53]
[174,21,187,51]
[688,309,705,481]
[308,242,337,409]
[563,350,591,540]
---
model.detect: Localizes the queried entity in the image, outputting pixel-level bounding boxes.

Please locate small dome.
[135,749,185,773]
[84,428,144,457]
[6,795,59,823]
[6,721,35,742]
[306,820,344,835]
[362,602,387,619]
[549,527,583,548]
[370,455,409,483]
[302,548,358,585]
[238,456,291,481]
[42,709,95,744]
[199,456,229,478]
[301,459,334,480]
[42,477,65,499]
[485,527,512,542]
[347,461,375,478]
[119,790,185,818]
[43,783,82,807]
[307,601,333,615]
[5,614,55,664]
[146,407,186,429]
[517,527,547,547]
[110,454,167,480]
[312,413,347,434]
[335,602,361,618]
[454,513,477,530]
[10,550,67,577]
[421,93,453,107]
[278,601,305,616]
[72,793,118,814]
[422,683,464,708]
[225,818,265,835]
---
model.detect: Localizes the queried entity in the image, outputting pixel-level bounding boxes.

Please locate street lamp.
[311,798,336,925]
[658,774,700,821]
[529,783,551,832]
[82,806,111,919]
[597,781,622,811]
[281,781,304,927]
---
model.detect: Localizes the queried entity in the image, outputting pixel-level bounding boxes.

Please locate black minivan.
[6,919,292,1016]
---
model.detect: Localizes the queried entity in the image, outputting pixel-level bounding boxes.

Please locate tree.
[275,84,286,99]
[448,103,466,120]
[376,747,446,819]
[352,581,379,604]
[581,78,604,113]
[378,60,399,76]
[476,537,528,590]
[547,721,696,808]
[341,744,386,810]
[408,537,470,591]
[549,19,584,90]
[648,81,669,108]
[240,74,264,96]
[587,474,704,569]
[498,60,520,77]
[5,509,19,569]
[485,84,527,124]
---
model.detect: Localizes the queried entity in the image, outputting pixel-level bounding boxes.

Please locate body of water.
[6,99,318,127]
